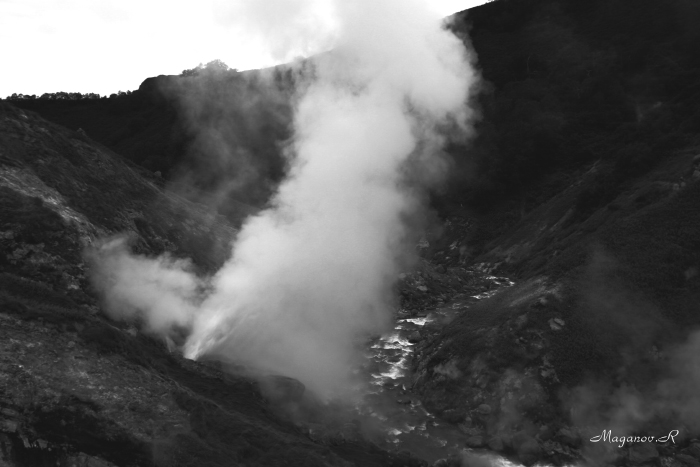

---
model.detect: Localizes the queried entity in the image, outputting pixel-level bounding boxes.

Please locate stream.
[353,274,522,465]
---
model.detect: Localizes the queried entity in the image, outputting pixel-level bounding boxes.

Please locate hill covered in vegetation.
[3,0,700,465]
[7,0,700,224]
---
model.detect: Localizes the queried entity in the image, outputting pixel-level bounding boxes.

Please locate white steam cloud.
[86,237,204,334]
[89,0,477,397]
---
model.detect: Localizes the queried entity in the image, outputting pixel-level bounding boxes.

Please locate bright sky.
[0,0,487,98]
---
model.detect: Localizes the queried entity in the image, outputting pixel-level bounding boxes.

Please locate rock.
[487,436,505,452]
[417,285,428,293]
[432,459,449,467]
[465,436,485,448]
[459,425,483,437]
[557,427,580,447]
[0,407,19,418]
[476,404,492,415]
[517,438,542,465]
[512,430,532,448]
[0,419,17,433]
[396,397,411,405]
[538,425,555,442]
[500,434,513,450]
[441,409,466,424]
[513,431,542,464]
[408,331,422,343]
[628,443,659,464]
[548,318,565,331]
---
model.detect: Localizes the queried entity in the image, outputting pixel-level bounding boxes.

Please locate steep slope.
[445,0,700,211]
[8,0,700,227]
[6,67,293,214]
[0,102,424,467]
[4,0,700,465]
[410,145,700,466]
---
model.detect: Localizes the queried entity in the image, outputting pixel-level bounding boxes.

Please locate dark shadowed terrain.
[3,0,700,466]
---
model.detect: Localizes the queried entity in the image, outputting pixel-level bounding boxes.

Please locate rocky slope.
[3,0,700,465]
[0,101,426,467]
[409,147,700,466]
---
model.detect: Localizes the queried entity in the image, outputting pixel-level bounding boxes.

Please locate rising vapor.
[89,0,477,397]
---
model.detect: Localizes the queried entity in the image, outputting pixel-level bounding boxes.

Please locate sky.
[0,0,488,98]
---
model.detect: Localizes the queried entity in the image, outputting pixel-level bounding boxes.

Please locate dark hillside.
[7,65,294,214]
[0,102,424,467]
[446,0,700,214]
[403,2,700,464]
[8,0,700,230]
[4,1,700,464]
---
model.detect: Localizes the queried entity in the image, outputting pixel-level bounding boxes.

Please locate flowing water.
[353,275,522,465]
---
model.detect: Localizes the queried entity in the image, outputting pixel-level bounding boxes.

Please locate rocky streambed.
[345,256,700,467]
[354,265,521,465]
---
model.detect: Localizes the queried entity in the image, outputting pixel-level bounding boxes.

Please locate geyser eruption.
[90,0,477,397]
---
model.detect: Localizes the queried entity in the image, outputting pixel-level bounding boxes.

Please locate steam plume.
[90,0,477,397]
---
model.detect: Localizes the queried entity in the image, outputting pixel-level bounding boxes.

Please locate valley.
[2,0,700,466]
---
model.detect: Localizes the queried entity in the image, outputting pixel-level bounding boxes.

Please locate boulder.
[517,438,542,465]
[476,404,492,415]
[512,431,542,465]
[487,436,505,452]
[465,436,485,448]
[408,331,422,343]
[538,425,555,442]
[512,430,533,449]
[441,408,466,424]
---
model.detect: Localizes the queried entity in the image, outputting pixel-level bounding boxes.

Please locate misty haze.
[1,0,700,466]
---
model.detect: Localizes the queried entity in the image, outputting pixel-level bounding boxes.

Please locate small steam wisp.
[90,0,477,398]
